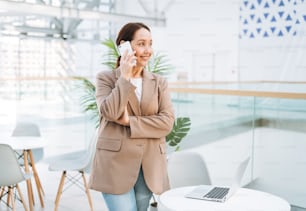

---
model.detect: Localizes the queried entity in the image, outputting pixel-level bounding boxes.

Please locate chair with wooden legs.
[11,121,45,209]
[48,129,98,211]
[11,122,44,165]
[0,144,32,211]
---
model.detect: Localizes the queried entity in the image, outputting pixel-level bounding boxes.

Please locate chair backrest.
[83,128,99,173]
[11,122,44,163]
[0,144,27,186]
[167,151,211,188]
[12,122,41,137]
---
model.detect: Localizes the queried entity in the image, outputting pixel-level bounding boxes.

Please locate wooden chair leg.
[0,186,6,201]
[16,184,29,211]
[9,187,16,211]
[24,150,34,211]
[54,171,66,211]
[7,186,11,207]
[81,172,93,211]
[0,186,5,199]
[29,150,45,197]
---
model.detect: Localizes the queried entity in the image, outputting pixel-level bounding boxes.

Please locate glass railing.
[169,82,306,209]
[170,81,306,93]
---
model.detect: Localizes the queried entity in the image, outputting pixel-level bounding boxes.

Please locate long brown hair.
[115,22,151,68]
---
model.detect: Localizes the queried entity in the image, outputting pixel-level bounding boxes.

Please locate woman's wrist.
[119,66,132,80]
[119,73,130,81]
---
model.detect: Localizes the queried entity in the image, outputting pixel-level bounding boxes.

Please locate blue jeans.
[102,168,153,211]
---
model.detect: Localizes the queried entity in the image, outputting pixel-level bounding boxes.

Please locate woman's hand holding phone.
[118,41,136,80]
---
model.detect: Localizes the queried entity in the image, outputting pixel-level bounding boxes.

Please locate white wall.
[156,1,240,82]
[238,0,306,82]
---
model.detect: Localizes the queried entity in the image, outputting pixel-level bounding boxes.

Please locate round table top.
[159,186,290,211]
[0,136,46,150]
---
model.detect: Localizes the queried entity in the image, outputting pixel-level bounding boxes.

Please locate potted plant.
[74,39,191,151]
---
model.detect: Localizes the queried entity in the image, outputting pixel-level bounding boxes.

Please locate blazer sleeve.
[95,71,135,121]
[129,77,175,139]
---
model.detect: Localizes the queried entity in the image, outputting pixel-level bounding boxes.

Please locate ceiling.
[0,0,170,41]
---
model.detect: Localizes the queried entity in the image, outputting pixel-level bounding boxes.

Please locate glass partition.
[170,86,306,208]
[0,78,95,157]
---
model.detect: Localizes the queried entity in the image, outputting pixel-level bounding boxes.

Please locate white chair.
[11,122,44,164]
[48,129,98,211]
[0,144,32,211]
[167,151,211,188]
[152,151,212,211]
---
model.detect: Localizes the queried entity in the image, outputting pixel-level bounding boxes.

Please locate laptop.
[185,157,250,203]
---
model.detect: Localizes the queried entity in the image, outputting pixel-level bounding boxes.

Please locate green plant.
[101,39,119,69]
[75,38,191,150]
[73,76,99,128]
[166,117,191,151]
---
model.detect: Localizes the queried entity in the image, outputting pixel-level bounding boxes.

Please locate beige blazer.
[88,68,175,195]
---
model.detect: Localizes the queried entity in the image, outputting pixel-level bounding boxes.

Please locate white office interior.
[0,0,306,210]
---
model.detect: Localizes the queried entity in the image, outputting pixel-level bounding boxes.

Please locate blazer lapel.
[128,93,141,115]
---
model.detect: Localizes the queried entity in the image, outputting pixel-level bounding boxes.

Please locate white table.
[0,137,46,211]
[159,186,290,211]
[0,137,46,150]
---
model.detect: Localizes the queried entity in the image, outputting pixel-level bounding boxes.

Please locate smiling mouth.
[140,56,150,59]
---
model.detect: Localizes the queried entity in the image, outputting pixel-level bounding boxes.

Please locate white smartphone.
[117,41,133,56]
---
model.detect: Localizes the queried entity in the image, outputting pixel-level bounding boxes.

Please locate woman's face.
[131,28,153,68]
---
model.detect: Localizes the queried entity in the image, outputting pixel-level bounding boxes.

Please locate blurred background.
[0,0,306,210]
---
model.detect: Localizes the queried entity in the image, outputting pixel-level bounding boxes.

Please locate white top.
[159,186,290,211]
[130,78,142,102]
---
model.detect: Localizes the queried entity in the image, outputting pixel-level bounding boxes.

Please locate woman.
[89,22,175,211]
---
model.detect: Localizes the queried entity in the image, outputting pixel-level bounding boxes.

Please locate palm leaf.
[147,53,174,75]
[166,117,191,151]
[73,76,99,128]
[101,39,119,70]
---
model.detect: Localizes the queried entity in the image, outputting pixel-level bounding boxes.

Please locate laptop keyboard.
[204,187,230,199]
